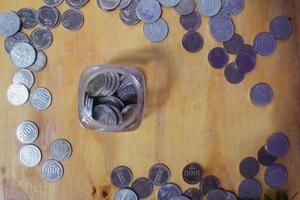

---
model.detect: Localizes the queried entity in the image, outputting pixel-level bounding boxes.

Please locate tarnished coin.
[17,8,37,29]
[29,87,52,111]
[148,163,171,186]
[30,28,53,50]
[0,11,21,37]
[257,146,277,166]
[93,105,118,126]
[183,188,203,200]
[226,191,238,200]
[121,104,137,121]
[208,47,229,69]
[157,0,181,7]
[197,0,221,17]
[19,145,42,167]
[119,0,140,25]
[237,44,256,57]
[113,188,138,200]
[158,183,182,200]
[253,32,276,56]
[180,11,201,31]
[7,83,29,106]
[27,51,48,73]
[239,157,260,178]
[143,18,169,43]
[10,42,36,68]
[43,0,64,7]
[97,0,121,11]
[171,196,190,200]
[238,178,261,199]
[12,69,35,89]
[50,139,72,161]
[16,121,39,144]
[182,31,204,53]
[235,52,256,73]
[199,175,220,195]
[111,166,133,188]
[250,82,273,107]
[224,62,245,84]
[223,33,244,54]
[118,0,132,9]
[182,162,202,184]
[136,0,161,23]
[206,189,227,200]
[66,0,89,9]
[265,132,289,158]
[269,16,292,40]
[37,6,59,29]
[175,0,195,16]
[222,0,244,15]
[87,73,106,96]
[62,9,84,31]
[4,32,29,54]
[264,164,288,188]
[41,159,64,182]
[131,177,153,198]
[210,16,234,42]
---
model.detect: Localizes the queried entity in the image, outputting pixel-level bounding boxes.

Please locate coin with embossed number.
[41,159,64,182]
[136,0,161,23]
[158,183,182,200]
[12,69,35,89]
[131,177,153,198]
[62,9,84,31]
[210,15,234,42]
[119,0,140,25]
[111,166,133,188]
[27,51,48,73]
[19,145,42,167]
[16,121,39,144]
[143,18,168,43]
[0,11,21,37]
[50,139,73,161]
[17,8,37,29]
[148,163,171,186]
[7,83,29,106]
[253,32,276,56]
[113,188,138,200]
[182,162,202,184]
[37,6,59,29]
[182,31,204,53]
[4,32,29,54]
[30,28,53,50]
[199,175,220,195]
[29,87,52,111]
[10,42,36,68]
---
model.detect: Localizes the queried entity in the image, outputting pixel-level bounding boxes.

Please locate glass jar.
[78,65,145,132]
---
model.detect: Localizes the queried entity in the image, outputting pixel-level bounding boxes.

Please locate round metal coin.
[66,0,89,9]
[16,121,39,144]
[62,9,84,31]
[97,0,121,11]
[157,0,181,7]
[10,42,36,68]
[43,0,64,7]
[175,0,195,16]
[250,82,273,107]
[12,69,35,89]
[197,0,221,17]
[182,31,204,53]
[19,145,42,167]
[143,18,168,43]
[269,16,293,40]
[224,62,245,84]
[208,47,229,69]
[180,11,201,31]
[264,164,288,188]
[158,183,182,200]
[265,132,289,158]
[131,177,153,198]
[257,146,277,166]
[235,52,256,73]
[17,8,37,29]
[30,28,53,50]
[29,87,52,110]
[27,51,47,72]
[199,175,220,195]
[183,188,203,200]
[7,83,29,106]
[223,33,244,54]
[222,0,244,15]
[41,159,64,182]
[182,162,202,184]
[119,0,140,25]
[253,32,276,56]
[148,163,171,186]
[136,0,161,23]
[113,188,138,200]
[210,17,234,42]
[206,189,227,200]
[0,11,21,37]
[50,138,72,161]
[238,178,261,199]
[4,32,29,54]
[111,166,133,188]
[37,6,59,29]
[239,156,260,178]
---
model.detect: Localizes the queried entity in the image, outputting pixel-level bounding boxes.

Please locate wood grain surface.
[0,0,300,199]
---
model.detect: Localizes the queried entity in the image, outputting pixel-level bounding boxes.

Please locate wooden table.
[0,0,299,199]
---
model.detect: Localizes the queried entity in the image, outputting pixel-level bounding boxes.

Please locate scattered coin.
[223,33,244,54]
[157,0,181,7]
[257,146,277,166]
[19,145,42,168]
[37,6,60,29]
[4,32,29,54]
[197,0,222,17]
[10,42,36,68]
[143,18,169,43]
[179,11,201,31]
[29,87,52,111]
[235,52,256,73]
[119,0,140,25]
[183,188,203,200]
[182,31,204,53]
[50,138,73,161]
[199,175,220,195]
[113,188,138,200]
[41,159,64,182]
[157,183,182,200]
[12,69,35,89]
[62,9,84,31]
[222,0,244,15]
[66,0,89,9]
[226,191,238,200]
[253,32,276,56]
[182,162,202,184]
[97,96,124,110]
[136,0,161,23]
[250,82,273,107]
[208,47,229,69]
[111,166,133,188]
[175,0,195,16]
[43,0,64,7]
[118,0,132,9]
[17,8,37,29]
[265,132,289,158]
[269,16,293,40]
[224,62,245,84]
[16,121,39,144]
[239,156,260,178]
[206,189,227,200]
[210,15,234,42]
[27,51,48,72]
[131,177,153,198]
[237,44,257,58]
[209,10,232,26]
[148,163,171,186]
[0,11,21,37]
[30,28,53,50]
[264,164,288,188]
[238,178,261,199]
[7,83,29,106]
[97,0,121,11]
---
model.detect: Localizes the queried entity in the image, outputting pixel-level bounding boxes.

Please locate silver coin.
[50,138,72,161]
[66,0,89,9]
[12,69,35,89]
[61,9,84,31]
[29,87,52,111]
[7,83,29,106]
[17,8,38,29]
[175,0,195,16]
[143,18,169,42]
[92,104,118,126]
[43,0,64,7]
[0,11,21,37]
[88,73,106,97]
[136,0,161,23]
[37,6,59,29]
[30,28,53,50]
[40,159,64,182]
[98,96,124,110]
[19,145,42,168]
[4,32,29,54]
[10,42,36,68]
[118,0,132,9]
[16,121,39,144]
[27,51,47,73]
[119,0,140,25]
[113,188,138,200]
[197,0,222,17]
[97,0,121,11]
[157,0,181,7]
[84,93,94,116]
[108,105,123,125]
